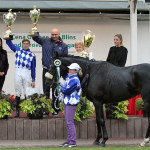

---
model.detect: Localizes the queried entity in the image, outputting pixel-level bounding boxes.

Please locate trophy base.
[29,32,39,37]
[3,35,13,40]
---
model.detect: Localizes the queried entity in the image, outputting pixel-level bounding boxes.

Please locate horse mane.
[59,54,90,61]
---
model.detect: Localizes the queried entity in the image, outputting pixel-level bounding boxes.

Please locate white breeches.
[15,68,31,97]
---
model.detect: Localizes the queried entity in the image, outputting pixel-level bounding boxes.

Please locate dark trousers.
[42,68,59,113]
[0,75,6,91]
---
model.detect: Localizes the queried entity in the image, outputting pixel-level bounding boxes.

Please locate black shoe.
[14,112,19,117]
[67,144,76,147]
[15,96,20,117]
[14,109,19,117]
[59,142,69,147]
[52,112,58,117]
[43,112,49,117]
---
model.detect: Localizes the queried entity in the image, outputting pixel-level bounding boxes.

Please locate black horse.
[48,55,150,147]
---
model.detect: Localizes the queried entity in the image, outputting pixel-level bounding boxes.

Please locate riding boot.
[15,96,20,117]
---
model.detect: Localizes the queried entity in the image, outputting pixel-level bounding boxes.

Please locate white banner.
[3,32,83,52]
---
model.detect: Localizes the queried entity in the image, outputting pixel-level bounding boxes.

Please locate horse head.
[45,55,90,87]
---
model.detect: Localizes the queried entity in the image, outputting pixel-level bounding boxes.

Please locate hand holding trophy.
[29,5,40,37]
[3,9,16,40]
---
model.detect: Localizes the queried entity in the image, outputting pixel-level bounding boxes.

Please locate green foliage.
[20,94,54,114]
[20,100,36,114]
[0,92,14,118]
[61,97,94,122]
[0,99,12,118]
[0,92,16,111]
[135,98,144,111]
[112,100,129,120]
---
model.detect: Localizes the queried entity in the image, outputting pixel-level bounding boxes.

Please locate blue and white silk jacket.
[6,40,36,82]
[61,73,81,105]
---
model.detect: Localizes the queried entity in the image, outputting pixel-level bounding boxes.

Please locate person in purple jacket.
[32,24,68,117]
[59,63,81,148]
[0,38,9,94]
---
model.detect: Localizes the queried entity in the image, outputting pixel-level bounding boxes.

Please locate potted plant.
[0,92,15,119]
[61,97,94,122]
[112,100,129,120]
[20,93,54,119]
[105,100,129,120]
[135,98,147,117]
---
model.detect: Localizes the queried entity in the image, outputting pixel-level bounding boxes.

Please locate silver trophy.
[29,5,40,37]
[3,9,16,40]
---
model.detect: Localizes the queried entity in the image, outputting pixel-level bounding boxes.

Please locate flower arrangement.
[61,97,94,122]
[20,93,54,119]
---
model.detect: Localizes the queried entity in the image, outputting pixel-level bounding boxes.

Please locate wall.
[0,15,149,95]
[0,117,148,140]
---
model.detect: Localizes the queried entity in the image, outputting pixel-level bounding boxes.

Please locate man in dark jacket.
[32,27,68,117]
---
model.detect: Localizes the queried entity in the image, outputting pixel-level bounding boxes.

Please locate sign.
[3,32,83,52]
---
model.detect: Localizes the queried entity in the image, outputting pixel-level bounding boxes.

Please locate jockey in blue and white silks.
[61,73,81,105]
[6,39,36,117]
[6,39,36,98]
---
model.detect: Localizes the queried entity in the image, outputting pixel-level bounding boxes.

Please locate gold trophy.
[81,30,95,58]
[3,9,16,40]
[83,30,95,48]
[29,6,40,37]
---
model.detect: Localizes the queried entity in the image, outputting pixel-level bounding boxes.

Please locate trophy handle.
[13,13,17,22]
[3,14,7,24]
[29,10,32,19]
[38,9,40,16]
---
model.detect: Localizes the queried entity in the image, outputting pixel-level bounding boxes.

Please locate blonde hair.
[115,34,123,46]
[75,41,85,50]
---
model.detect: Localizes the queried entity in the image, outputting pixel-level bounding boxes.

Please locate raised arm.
[31,24,44,45]
[6,40,18,52]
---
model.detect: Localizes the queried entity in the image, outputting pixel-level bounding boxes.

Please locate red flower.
[10,95,15,101]
[50,98,52,101]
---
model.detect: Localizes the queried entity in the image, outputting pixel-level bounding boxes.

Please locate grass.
[1,147,150,150]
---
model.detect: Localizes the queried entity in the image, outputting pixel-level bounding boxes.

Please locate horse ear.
[55,52,59,58]
[52,51,59,59]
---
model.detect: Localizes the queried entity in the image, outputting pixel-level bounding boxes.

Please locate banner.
[3,32,83,52]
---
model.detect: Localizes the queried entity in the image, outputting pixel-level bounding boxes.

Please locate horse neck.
[59,56,88,79]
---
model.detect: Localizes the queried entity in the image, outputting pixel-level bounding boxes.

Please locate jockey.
[6,39,36,117]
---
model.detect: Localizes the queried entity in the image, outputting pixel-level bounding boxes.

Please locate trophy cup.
[3,9,16,40]
[29,6,40,37]
[83,30,95,48]
[82,30,95,59]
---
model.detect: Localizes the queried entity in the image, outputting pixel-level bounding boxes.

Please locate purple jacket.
[0,49,9,75]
